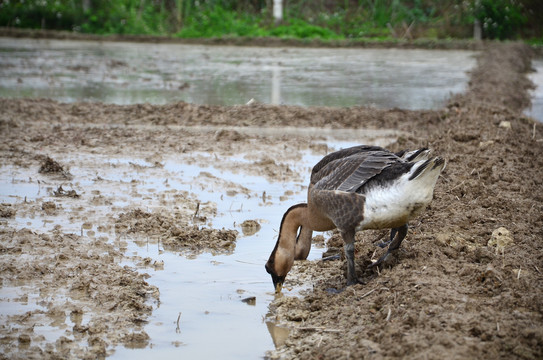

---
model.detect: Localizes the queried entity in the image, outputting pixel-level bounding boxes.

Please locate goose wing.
[313,149,400,193]
[310,145,386,185]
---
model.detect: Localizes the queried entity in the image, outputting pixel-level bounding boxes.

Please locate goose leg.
[377,228,398,249]
[342,230,358,286]
[369,224,408,268]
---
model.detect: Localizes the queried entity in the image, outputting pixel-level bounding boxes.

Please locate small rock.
[488,227,513,255]
[499,121,511,129]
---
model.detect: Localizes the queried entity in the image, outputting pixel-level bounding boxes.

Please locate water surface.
[526,58,543,122]
[0,38,476,109]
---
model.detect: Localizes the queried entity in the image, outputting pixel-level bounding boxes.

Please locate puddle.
[266,321,291,348]
[0,124,399,358]
[0,38,476,109]
[526,58,543,122]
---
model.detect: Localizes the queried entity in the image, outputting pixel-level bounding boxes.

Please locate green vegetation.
[0,0,541,41]
[471,0,527,40]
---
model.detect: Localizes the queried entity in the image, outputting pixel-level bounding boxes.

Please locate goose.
[265,145,445,292]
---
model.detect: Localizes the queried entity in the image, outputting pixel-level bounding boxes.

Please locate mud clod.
[116,208,238,255]
[0,203,16,218]
[38,156,72,179]
[241,296,257,306]
[41,201,57,215]
[53,185,80,198]
[240,219,261,236]
[122,332,150,349]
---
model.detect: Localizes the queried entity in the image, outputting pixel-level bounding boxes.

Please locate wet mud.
[0,90,395,357]
[0,41,542,359]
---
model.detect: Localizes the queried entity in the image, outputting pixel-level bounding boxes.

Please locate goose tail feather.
[408,157,445,182]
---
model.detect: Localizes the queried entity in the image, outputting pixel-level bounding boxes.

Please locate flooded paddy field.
[0,37,475,108]
[1,39,543,359]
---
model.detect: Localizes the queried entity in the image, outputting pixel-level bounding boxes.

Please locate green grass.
[266,19,340,39]
[0,0,539,41]
[526,37,543,46]
[175,7,341,40]
[176,7,262,38]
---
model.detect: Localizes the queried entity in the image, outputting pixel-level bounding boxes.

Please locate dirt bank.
[0,41,542,359]
[0,27,486,50]
[266,42,543,359]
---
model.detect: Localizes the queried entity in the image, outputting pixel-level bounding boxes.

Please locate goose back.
[311,146,410,194]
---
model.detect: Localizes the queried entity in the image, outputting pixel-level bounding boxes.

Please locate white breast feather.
[358,171,436,230]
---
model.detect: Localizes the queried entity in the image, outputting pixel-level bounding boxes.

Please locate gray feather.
[312,148,400,193]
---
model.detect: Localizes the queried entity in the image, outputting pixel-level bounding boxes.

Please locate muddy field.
[1,41,542,359]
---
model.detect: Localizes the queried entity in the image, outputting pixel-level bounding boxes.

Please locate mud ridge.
[266,42,543,360]
[0,27,486,50]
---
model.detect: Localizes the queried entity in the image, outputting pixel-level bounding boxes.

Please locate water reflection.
[266,321,290,348]
[272,63,281,104]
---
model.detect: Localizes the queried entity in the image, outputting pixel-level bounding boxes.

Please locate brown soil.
[0,41,542,359]
[0,228,158,358]
[266,42,543,359]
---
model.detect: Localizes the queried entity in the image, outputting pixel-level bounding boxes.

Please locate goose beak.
[265,263,285,293]
[272,275,285,294]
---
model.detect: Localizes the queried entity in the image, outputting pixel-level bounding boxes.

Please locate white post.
[473,0,482,41]
[273,0,283,23]
[474,19,482,41]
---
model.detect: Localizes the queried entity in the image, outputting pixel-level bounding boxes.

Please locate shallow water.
[526,58,543,122]
[0,125,399,359]
[0,38,476,109]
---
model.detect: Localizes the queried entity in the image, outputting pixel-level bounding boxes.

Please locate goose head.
[265,260,287,293]
[265,204,308,293]
[265,232,295,293]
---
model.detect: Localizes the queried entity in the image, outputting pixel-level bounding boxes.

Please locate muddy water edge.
[0,41,542,359]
